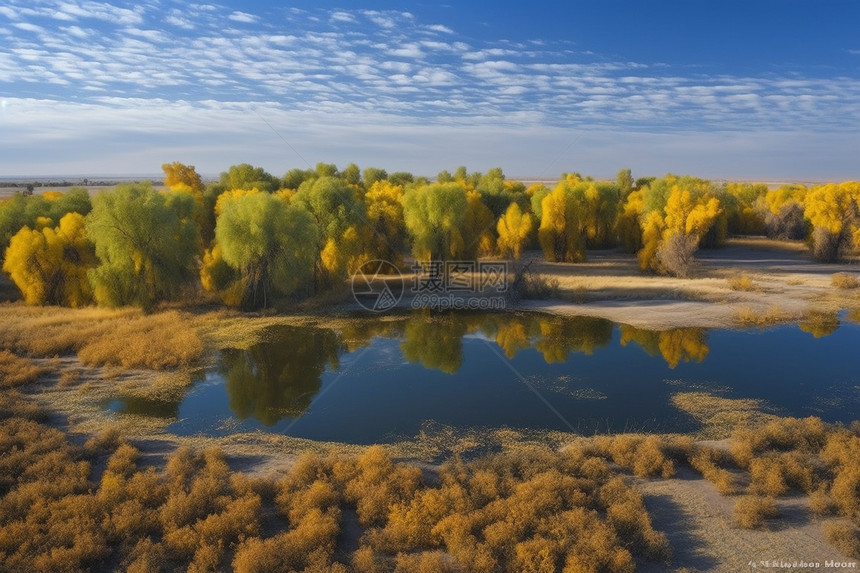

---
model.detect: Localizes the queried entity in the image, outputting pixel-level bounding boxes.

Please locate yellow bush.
[823,522,860,559]
[734,495,779,529]
[0,350,46,387]
[689,446,737,495]
[832,272,860,289]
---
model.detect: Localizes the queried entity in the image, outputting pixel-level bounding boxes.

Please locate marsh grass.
[671,392,771,438]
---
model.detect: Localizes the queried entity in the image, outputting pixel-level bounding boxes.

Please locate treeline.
[1,162,859,310]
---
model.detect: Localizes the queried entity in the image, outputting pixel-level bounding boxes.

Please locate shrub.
[656,232,699,278]
[689,446,737,495]
[0,350,46,387]
[823,522,860,559]
[832,272,860,289]
[734,495,778,529]
[728,275,759,291]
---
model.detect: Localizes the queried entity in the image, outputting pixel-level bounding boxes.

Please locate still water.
[108,311,860,444]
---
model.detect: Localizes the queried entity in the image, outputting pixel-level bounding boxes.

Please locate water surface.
[109,311,860,444]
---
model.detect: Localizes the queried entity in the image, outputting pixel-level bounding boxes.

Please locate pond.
[108,311,860,444]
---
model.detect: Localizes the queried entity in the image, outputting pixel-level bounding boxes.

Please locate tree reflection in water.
[619,325,709,368]
[218,313,720,426]
[220,325,343,425]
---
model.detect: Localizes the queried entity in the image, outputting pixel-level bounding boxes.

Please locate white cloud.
[363,10,396,29]
[389,44,423,59]
[13,22,46,33]
[330,11,355,23]
[426,24,453,34]
[165,9,195,30]
[228,11,258,24]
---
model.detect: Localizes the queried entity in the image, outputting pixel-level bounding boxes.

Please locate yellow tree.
[496,203,533,260]
[803,182,860,262]
[463,190,495,259]
[638,185,721,276]
[617,189,645,253]
[163,162,211,242]
[2,213,95,306]
[538,182,585,263]
[363,180,405,267]
[761,184,807,240]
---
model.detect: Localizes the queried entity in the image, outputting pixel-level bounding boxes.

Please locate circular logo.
[351,259,404,312]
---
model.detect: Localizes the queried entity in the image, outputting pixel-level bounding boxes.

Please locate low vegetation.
[832,272,860,289]
[2,362,860,569]
[0,306,203,370]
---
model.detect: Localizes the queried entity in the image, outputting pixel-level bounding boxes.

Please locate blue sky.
[1,0,858,179]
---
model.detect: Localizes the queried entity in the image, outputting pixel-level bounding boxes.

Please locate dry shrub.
[832,272,860,289]
[821,432,860,520]
[689,446,737,495]
[656,232,698,278]
[58,368,83,387]
[810,484,835,516]
[0,306,204,370]
[0,350,46,387]
[731,417,828,468]
[394,550,457,573]
[734,495,779,529]
[588,434,677,478]
[77,311,204,370]
[600,477,671,562]
[734,305,796,327]
[336,445,423,526]
[352,545,384,573]
[0,390,45,421]
[728,275,759,291]
[823,522,860,559]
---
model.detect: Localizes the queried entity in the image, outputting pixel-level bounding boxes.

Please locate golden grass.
[727,274,759,291]
[0,305,203,370]
[734,305,800,327]
[832,272,860,290]
[0,350,47,387]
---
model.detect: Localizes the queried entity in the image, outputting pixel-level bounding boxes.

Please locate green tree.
[211,192,318,309]
[86,183,200,310]
[617,168,634,199]
[222,326,343,425]
[400,313,467,374]
[401,182,468,262]
[388,172,415,187]
[283,168,316,190]
[293,176,366,288]
[341,163,361,186]
[0,189,92,264]
[219,163,277,193]
[362,167,388,189]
